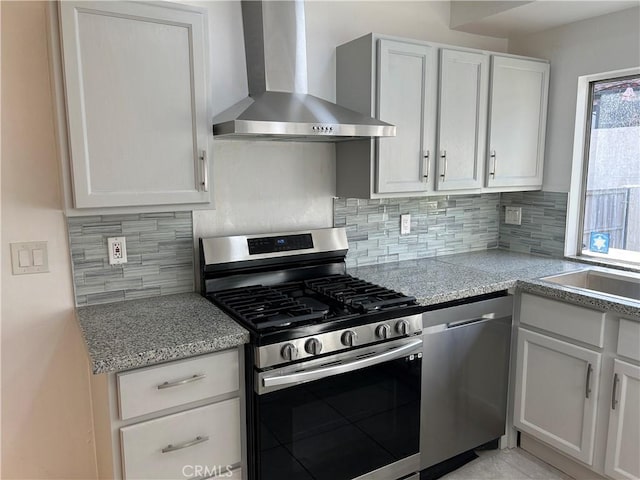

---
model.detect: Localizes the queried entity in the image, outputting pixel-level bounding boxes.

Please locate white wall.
[1,2,97,478]
[304,1,507,103]
[508,6,640,192]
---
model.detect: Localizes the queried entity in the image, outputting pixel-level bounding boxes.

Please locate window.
[567,70,640,266]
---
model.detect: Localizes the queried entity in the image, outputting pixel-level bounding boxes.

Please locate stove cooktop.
[208,274,418,333]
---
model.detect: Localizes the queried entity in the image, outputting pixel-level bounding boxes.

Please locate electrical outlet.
[400,214,411,235]
[505,206,522,225]
[108,237,127,265]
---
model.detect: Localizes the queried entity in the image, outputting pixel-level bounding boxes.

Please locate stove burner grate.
[305,274,417,312]
[210,285,327,330]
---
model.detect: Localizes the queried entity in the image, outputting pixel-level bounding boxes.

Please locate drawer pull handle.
[162,435,209,454]
[157,374,206,390]
[585,363,593,399]
[611,373,619,410]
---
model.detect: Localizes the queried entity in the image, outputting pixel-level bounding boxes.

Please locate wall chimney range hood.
[212,0,395,141]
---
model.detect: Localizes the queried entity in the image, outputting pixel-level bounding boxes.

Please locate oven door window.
[256,354,421,480]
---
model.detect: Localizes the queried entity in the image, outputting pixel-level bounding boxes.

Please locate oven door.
[253,337,422,480]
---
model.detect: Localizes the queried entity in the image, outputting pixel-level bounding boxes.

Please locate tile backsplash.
[68,192,568,305]
[334,194,500,268]
[498,191,568,257]
[68,212,194,306]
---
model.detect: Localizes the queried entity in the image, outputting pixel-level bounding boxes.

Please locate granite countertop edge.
[86,332,250,375]
[415,280,517,306]
[516,279,640,318]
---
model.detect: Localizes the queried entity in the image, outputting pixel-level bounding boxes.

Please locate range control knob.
[375,324,391,340]
[396,320,411,336]
[341,330,358,347]
[304,338,323,355]
[281,343,298,361]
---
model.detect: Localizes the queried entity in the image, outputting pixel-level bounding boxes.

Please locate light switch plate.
[505,206,522,225]
[10,241,49,275]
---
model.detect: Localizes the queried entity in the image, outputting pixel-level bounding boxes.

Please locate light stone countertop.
[77,251,639,375]
[350,250,640,318]
[76,292,249,374]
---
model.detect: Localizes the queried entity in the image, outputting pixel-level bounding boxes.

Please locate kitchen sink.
[542,268,640,302]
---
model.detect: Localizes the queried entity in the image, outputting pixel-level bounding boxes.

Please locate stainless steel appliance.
[200,228,424,480]
[212,1,395,141]
[420,296,513,469]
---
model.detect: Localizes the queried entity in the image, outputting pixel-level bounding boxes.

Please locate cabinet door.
[514,328,601,465]
[486,57,549,189]
[436,49,489,191]
[59,2,210,208]
[605,360,640,480]
[376,40,437,194]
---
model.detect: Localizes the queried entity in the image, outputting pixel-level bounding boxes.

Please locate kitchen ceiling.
[450,0,640,38]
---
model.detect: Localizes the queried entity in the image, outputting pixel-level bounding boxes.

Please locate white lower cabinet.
[91,349,244,480]
[605,360,640,480]
[514,328,601,465]
[514,294,640,480]
[121,399,241,479]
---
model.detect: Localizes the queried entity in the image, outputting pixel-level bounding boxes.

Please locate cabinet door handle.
[423,150,430,180]
[440,150,447,180]
[200,150,208,192]
[161,435,209,454]
[611,373,619,410]
[157,373,206,390]
[489,150,497,177]
[585,363,593,399]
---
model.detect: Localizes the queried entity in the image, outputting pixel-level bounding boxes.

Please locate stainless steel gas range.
[200,227,424,480]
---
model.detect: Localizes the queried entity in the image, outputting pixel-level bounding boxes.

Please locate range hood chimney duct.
[212,0,395,141]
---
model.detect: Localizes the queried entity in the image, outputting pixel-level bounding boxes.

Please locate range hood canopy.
[212,0,395,141]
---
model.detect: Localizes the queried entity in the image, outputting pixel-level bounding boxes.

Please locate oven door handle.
[261,339,422,390]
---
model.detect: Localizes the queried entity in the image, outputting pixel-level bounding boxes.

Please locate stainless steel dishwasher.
[420,295,513,470]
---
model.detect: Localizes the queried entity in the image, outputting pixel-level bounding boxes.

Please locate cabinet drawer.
[118,349,239,420]
[520,294,605,347]
[618,319,640,361]
[121,399,241,480]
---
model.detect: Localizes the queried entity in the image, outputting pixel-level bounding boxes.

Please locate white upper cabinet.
[436,49,489,192]
[486,56,549,190]
[335,34,549,198]
[58,1,210,208]
[376,40,437,194]
[335,34,437,199]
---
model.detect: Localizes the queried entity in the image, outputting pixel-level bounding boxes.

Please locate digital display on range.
[248,234,314,255]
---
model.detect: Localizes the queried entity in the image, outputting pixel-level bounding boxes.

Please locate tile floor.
[440,448,573,480]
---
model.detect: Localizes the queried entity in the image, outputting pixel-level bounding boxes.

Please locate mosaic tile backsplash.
[499,191,568,257]
[68,212,194,306]
[334,194,501,268]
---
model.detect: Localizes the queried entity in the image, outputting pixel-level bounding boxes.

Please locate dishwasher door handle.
[423,313,498,334]
[446,313,496,329]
